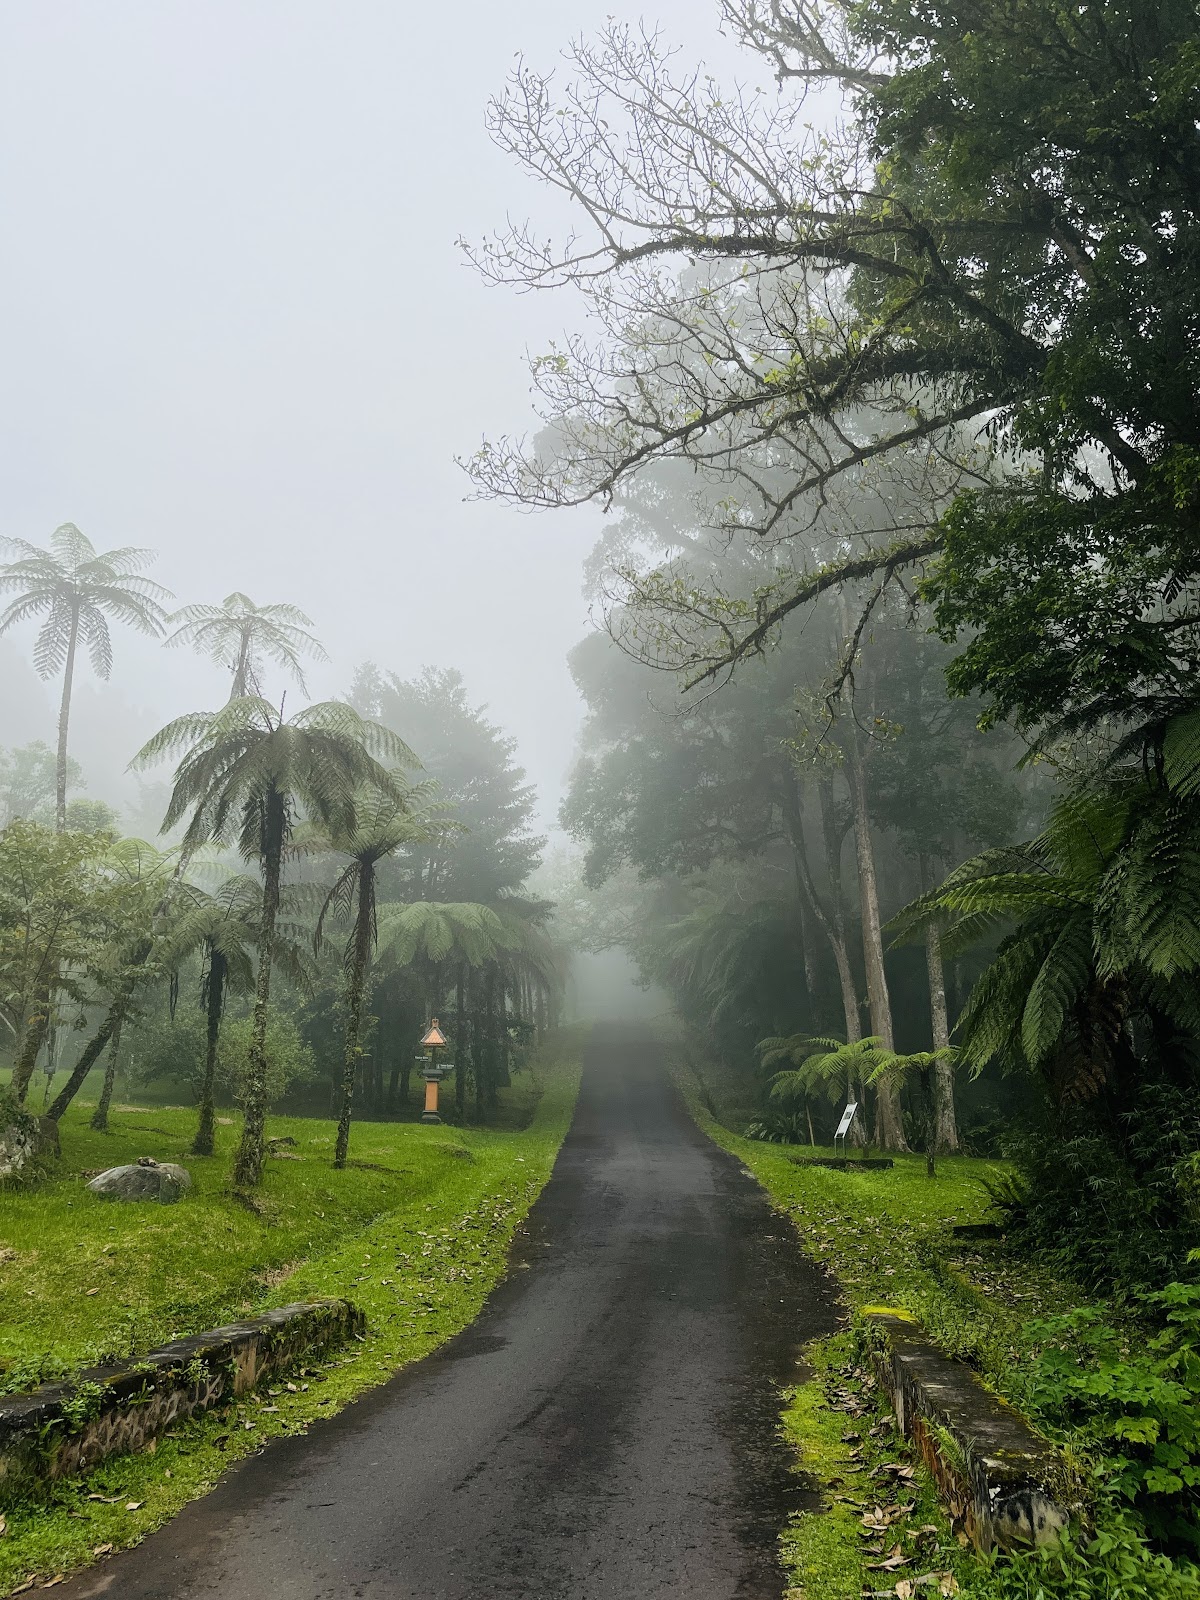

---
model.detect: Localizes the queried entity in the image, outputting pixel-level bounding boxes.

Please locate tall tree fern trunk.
[90,1019,123,1131]
[455,962,467,1119]
[234,791,284,1188]
[919,856,960,1155]
[484,965,499,1110]
[192,945,226,1156]
[55,608,80,833]
[47,1003,120,1122]
[334,864,373,1170]
[847,740,908,1151]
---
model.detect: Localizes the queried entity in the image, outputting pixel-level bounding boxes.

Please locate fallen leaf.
[868,1545,912,1572]
[92,1543,113,1556]
[11,1579,34,1594]
[286,1382,298,1392]
[125,1501,143,1512]
[86,1495,120,1504]
[939,1578,960,1596]
[895,1583,914,1599]
[41,1578,65,1589]
[0,1515,5,1536]
[85,1288,100,1298]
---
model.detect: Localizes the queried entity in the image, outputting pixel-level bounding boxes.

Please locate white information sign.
[834,1101,859,1140]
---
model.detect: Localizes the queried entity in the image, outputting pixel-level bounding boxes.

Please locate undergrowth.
[669,1034,1200,1600]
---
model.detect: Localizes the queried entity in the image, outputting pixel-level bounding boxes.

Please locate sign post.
[833,1100,859,1154]
[418,1019,450,1124]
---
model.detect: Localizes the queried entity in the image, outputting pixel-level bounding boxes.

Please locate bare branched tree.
[463,3,1178,685]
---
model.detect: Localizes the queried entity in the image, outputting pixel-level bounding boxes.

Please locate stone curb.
[0,1299,364,1500]
[861,1308,1073,1551]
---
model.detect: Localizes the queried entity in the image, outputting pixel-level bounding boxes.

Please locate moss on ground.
[781,1334,965,1600]
[0,1031,583,1594]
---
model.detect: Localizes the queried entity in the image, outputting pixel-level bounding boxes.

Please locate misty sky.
[0,1,748,829]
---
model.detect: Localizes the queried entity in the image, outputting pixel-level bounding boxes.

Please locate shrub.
[1027,1285,1200,1551]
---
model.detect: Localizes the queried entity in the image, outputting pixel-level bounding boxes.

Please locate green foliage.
[0,525,170,687]
[1027,1287,1200,1550]
[892,729,1200,1101]
[126,1006,318,1106]
[214,1013,318,1105]
[166,592,326,699]
[995,1078,1200,1296]
[0,742,85,827]
[358,666,545,902]
[133,696,415,861]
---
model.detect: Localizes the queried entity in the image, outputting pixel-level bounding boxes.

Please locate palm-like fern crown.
[308,782,446,955]
[376,901,519,968]
[0,523,172,680]
[133,698,418,862]
[887,710,1200,1094]
[164,873,315,1000]
[165,592,327,697]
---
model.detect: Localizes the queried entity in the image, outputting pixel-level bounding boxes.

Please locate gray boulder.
[0,1114,59,1183]
[87,1157,191,1203]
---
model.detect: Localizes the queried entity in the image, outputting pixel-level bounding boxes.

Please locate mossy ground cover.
[0,1030,583,1594]
[670,1037,1200,1600]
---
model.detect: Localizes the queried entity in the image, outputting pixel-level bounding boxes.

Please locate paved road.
[64,1024,839,1599]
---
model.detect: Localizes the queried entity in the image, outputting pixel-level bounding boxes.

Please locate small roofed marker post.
[418,1019,450,1124]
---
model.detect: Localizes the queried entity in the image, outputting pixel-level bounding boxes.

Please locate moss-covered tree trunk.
[192,944,227,1156]
[55,607,80,833]
[90,1019,123,1132]
[234,787,285,1189]
[47,1003,120,1122]
[334,860,374,1170]
[10,987,51,1103]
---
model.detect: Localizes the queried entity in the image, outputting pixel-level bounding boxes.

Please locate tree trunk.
[10,989,51,1103]
[192,945,226,1156]
[234,789,284,1188]
[55,608,80,833]
[90,1019,123,1131]
[780,771,825,1020]
[47,1004,120,1122]
[455,963,467,1119]
[846,739,908,1151]
[334,864,374,1169]
[497,981,512,1088]
[919,856,960,1155]
[485,966,500,1109]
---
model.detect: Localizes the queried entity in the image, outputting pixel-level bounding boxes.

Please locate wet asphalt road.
[63,1023,839,1600]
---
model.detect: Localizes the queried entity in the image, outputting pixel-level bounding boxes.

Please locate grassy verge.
[669,1036,1200,1600]
[0,1029,583,1594]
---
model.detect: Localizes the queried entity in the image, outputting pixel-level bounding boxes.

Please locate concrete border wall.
[0,1299,364,1499]
[862,1309,1074,1551]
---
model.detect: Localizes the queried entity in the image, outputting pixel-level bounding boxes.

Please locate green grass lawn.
[0,1029,584,1594]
